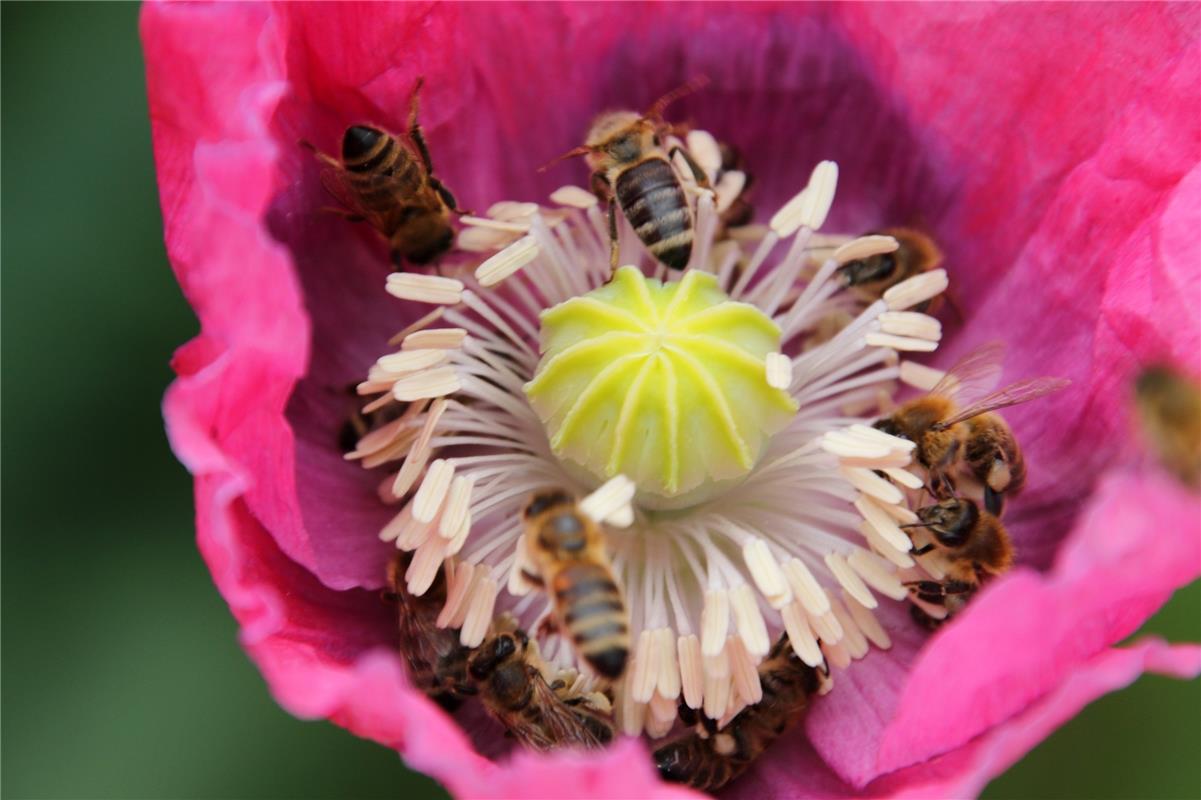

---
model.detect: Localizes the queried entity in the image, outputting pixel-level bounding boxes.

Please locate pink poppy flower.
[145,2,1201,798]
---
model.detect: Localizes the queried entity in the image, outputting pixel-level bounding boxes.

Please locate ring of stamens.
[350,150,953,736]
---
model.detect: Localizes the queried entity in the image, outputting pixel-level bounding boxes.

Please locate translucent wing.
[318,166,370,215]
[319,166,421,232]
[929,341,1007,404]
[534,676,612,749]
[935,376,1071,429]
[508,671,611,751]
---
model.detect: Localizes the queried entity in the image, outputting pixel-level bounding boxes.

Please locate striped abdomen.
[615,156,693,270]
[340,126,426,219]
[551,562,629,679]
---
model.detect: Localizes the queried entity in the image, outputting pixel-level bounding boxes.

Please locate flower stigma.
[524,265,798,508]
[349,145,956,741]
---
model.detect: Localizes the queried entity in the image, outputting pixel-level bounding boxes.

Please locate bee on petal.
[303,77,463,269]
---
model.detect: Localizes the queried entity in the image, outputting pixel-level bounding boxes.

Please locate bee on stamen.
[654,633,826,792]
[838,227,944,313]
[467,615,615,751]
[873,342,1068,514]
[899,497,1012,630]
[386,554,475,710]
[520,490,630,681]
[545,77,712,270]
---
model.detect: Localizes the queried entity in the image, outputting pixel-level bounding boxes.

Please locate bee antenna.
[898,523,928,529]
[537,145,592,173]
[645,74,710,121]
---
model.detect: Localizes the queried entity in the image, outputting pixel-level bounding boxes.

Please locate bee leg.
[430,177,470,215]
[320,205,366,222]
[608,201,620,270]
[983,484,1005,516]
[904,579,947,596]
[520,569,545,588]
[911,543,937,556]
[300,139,341,169]
[905,579,974,598]
[407,75,437,173]
[586,172,620,270]
[927,470,957,500]
[669,145,713,190]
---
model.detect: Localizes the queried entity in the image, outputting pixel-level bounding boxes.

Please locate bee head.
[468,632,519,681]
[522,489,574,522]
[918,498,977,547]
[582,112,656,170]
[873,415,907,441]
[838,252,898,288]
[341,125,384,161]
[397,226,455,267]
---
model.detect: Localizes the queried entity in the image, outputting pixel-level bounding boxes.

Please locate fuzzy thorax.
[524,266,797,507]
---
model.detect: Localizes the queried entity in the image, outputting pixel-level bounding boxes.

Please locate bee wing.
[935,376,1071,429]
[929,341,1007,403]
[317,166,371,214]
[319,167,417,228]
[524,675,611,750]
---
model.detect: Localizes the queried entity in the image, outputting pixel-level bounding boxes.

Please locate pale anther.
[883,267,949,311]
[475,235,541,287]
[832,234,899,264]
[385,273,464,305]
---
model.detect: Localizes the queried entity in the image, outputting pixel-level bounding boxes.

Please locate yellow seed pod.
[524,266,798,508]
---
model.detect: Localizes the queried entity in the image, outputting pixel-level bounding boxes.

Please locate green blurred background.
[1,4,1197,798]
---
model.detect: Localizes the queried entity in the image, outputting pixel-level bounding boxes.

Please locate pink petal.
[730,640,1201,800]
[795,470,1199,787]
[873,640,1201,799]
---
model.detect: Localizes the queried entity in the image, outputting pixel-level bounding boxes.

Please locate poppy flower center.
[350,142,954,743]
[524,265,797,507]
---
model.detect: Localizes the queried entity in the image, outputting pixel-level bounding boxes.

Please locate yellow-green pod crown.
[524,266,798,507]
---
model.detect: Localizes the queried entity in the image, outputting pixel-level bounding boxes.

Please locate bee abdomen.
[344,130,398,173]
[615,158,692,270]
[554,564,628,678]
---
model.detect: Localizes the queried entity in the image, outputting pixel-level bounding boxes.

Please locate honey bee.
[303,77,463,268]
[838,227,944,312]
[1134,364,1201,489]
[654,633,824,792]
[873,342,1069,514]
[520,490,630,680]
[386,554,474,710]
[901,497,1012,630]
[467,617,615,751]
[549,79,711,270]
